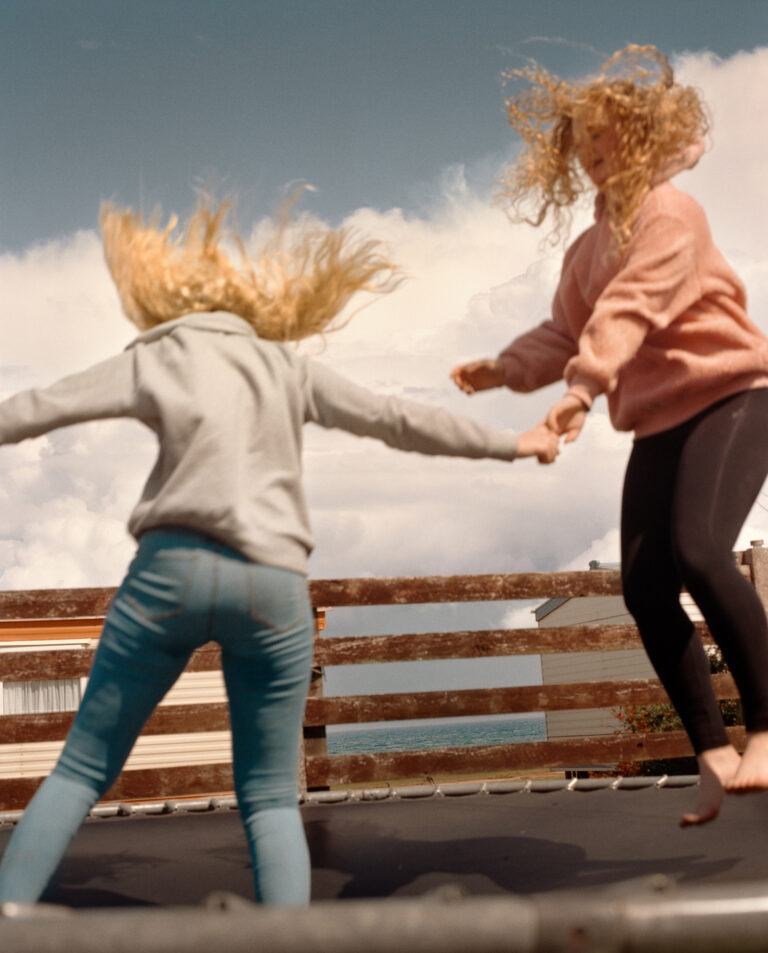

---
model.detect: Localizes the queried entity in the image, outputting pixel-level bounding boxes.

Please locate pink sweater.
[498,172,768,438]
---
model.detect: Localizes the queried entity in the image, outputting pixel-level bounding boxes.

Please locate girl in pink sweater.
[452,45,768,825]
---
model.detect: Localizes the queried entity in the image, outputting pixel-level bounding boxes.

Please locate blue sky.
[3,0,767,252]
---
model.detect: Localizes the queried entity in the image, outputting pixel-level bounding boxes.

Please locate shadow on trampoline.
[303,785,751,901]
[304,823,738,900]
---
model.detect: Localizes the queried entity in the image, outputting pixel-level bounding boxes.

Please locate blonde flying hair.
[498,44,708,250]
[100,190,400,340]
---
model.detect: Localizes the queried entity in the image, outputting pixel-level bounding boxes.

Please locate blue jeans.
[0,528,314,905]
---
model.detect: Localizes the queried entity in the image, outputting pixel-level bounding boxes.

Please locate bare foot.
[725,731,768,794]
[680,744,741,827]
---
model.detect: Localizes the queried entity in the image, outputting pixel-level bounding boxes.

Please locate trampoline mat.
[3,782,768,908]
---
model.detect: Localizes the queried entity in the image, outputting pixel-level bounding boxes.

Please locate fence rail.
[0,543,766,810]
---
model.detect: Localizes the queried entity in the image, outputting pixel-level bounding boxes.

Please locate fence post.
[299,608,329,794]
[744,540,768,612]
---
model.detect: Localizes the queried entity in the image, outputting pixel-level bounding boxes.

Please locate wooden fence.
[1,543,767,810]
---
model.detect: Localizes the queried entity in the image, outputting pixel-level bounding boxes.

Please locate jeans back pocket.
[122,553,199,623]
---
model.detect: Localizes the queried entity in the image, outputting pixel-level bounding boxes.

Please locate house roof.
[534,561,621,622]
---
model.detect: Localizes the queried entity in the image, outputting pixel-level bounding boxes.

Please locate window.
[1,678,82,715]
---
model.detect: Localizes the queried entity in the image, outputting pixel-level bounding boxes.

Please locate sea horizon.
[326,713,546,755]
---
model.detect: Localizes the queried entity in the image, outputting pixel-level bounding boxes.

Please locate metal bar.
[4,881,768,953]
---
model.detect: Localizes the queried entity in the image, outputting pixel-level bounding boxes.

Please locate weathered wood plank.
[0,763,234,812]
[304,673,737,725]
[0,648,96,680]
[310,571,623,607]
[0,643,222,681]
[185,644,223,672]
[0,572,623,620]
[3,671,731,744]
[0,671,736,743]
[0,588,115,620]
[0,702,231,744]
[0,710,76,743]
[0,622,691,680]
[314,622,714,665]
[0,621,709,679]
[0,562,750,620]
[306,727,747,787]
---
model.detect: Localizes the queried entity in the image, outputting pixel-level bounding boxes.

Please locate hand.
[516,421,560,464]
[450,359,505,395]
[546,394,588,443]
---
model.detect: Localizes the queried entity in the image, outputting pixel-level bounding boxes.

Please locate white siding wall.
[0,641,230,780]
[539,592,701,739]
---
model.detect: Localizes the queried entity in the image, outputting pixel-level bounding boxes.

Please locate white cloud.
[0,497,134,590]
[1,47,767,592]
[563,528,622,571]
[0,231,133,380]
[676,48,768,259]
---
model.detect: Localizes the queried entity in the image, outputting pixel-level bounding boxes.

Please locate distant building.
[536,561,702,740]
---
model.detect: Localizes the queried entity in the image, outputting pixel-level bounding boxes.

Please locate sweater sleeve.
[0,351,141,445]
[498,320,577,392]
[564,206,701,407]
[303,361,519,460]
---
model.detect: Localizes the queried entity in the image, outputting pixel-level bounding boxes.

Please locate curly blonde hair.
[498,45,708,250]
[100,191,401,341]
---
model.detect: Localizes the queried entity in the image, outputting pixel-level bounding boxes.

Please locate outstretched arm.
[305,360,526,461]
[452,321,577,398]
[0,351,140,446]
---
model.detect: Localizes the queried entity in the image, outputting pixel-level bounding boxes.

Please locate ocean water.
[326,715,546,754]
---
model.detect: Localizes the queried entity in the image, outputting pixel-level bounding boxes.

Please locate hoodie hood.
[126,312,256,349]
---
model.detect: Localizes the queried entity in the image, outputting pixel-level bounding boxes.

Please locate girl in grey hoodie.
[0,196,557,906]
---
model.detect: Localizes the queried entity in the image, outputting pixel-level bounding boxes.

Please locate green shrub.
[614,647,742,776]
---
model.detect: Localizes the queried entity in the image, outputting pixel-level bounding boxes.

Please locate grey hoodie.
[0,313,519,573]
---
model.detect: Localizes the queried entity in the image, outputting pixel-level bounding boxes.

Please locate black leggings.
[621,389,768,753]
